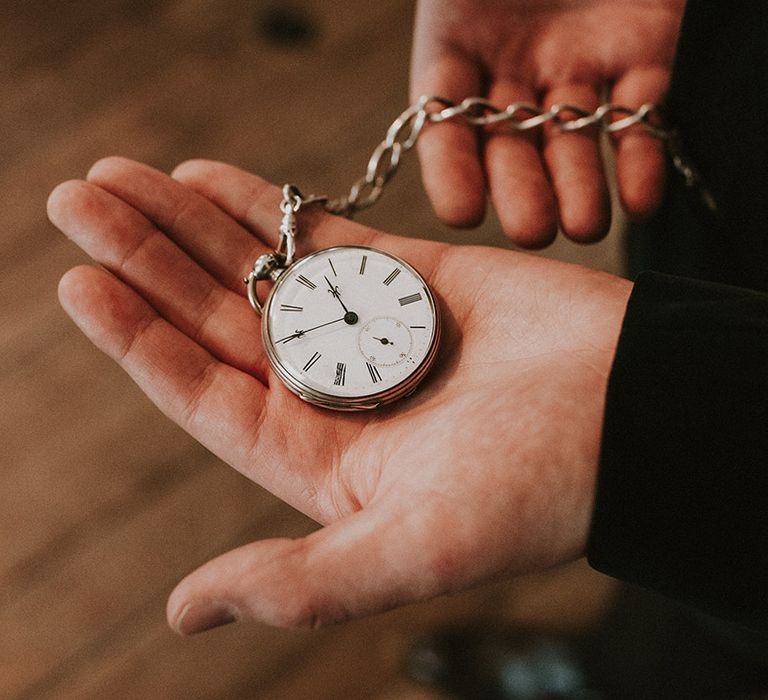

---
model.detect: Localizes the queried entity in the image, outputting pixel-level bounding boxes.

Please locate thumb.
[167,507,445,634]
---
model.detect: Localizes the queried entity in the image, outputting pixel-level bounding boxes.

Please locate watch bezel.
[261,245,441,410]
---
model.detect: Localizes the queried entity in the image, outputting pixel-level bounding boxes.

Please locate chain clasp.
[244,184,328,314]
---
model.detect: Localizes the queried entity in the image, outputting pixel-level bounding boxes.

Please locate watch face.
[262,246,440,409]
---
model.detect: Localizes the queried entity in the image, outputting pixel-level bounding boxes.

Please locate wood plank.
[0,450,315,697]
[0,326,195,587]
[18,513,321,700]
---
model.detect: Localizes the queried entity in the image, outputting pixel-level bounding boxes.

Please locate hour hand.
[324,275,349,313]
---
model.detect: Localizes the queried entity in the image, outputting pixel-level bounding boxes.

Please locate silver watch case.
[261,245,441,410]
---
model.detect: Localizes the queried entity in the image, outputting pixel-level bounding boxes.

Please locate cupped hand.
[49,158,631,634]
[411,0,686,246]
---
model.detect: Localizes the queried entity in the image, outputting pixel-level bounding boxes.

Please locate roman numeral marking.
[398,292,423,306]
[328,259,337,276]
[280,304,303,312]
[296,275,317,290]
[334,362,346,386]
[359,255,367,275]
[302,351,321,372]
[366,362,382,384]
[383,268,401,286]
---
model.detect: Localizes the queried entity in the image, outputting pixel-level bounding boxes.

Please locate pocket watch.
[245,186,440,410]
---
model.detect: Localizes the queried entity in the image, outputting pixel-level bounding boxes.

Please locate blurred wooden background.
[0,1,622,698]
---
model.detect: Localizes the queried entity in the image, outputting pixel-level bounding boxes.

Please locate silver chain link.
[321,95,674,217]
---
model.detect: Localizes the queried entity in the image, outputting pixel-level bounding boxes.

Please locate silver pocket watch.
[245,186,441,410]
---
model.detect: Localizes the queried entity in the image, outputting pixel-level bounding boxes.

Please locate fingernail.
[175,602,239,635]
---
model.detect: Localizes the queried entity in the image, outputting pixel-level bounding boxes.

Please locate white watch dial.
[262,246,440,408]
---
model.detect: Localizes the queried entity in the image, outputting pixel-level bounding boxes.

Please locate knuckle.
[258,539,338,630]
[271,594,325,629]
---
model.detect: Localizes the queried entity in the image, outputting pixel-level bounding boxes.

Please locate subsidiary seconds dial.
[262,245,440,409]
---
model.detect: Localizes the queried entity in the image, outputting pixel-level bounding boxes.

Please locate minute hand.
[276,316,347,344]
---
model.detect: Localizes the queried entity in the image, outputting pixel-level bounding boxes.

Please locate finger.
[410,12,485,228]
[171,160,449,282]
[167,505,446,634]
[87,157,267,293]
[48,179,265,378]
[411,56,486,227]
[484,81,558,248]
[58,265,268,470]
[611,67,670,218]
[542,84,610,242]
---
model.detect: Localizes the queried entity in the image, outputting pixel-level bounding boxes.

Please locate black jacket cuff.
[587,272,768,628]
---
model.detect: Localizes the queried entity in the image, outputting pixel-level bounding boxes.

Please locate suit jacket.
[586,2,768,629]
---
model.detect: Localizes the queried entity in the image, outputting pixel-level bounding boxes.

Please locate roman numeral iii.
[398,292,423,306]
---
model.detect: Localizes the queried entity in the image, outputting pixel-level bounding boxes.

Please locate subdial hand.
[277,316,347,344]
[373,337,394,345]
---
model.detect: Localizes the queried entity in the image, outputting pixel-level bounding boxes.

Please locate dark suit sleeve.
[587,271,768,628]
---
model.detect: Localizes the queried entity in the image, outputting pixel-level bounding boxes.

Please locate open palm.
[50,158,631,633]
[411,0,686,245]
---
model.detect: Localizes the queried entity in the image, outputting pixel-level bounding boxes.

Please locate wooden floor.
[1,2,622,698]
